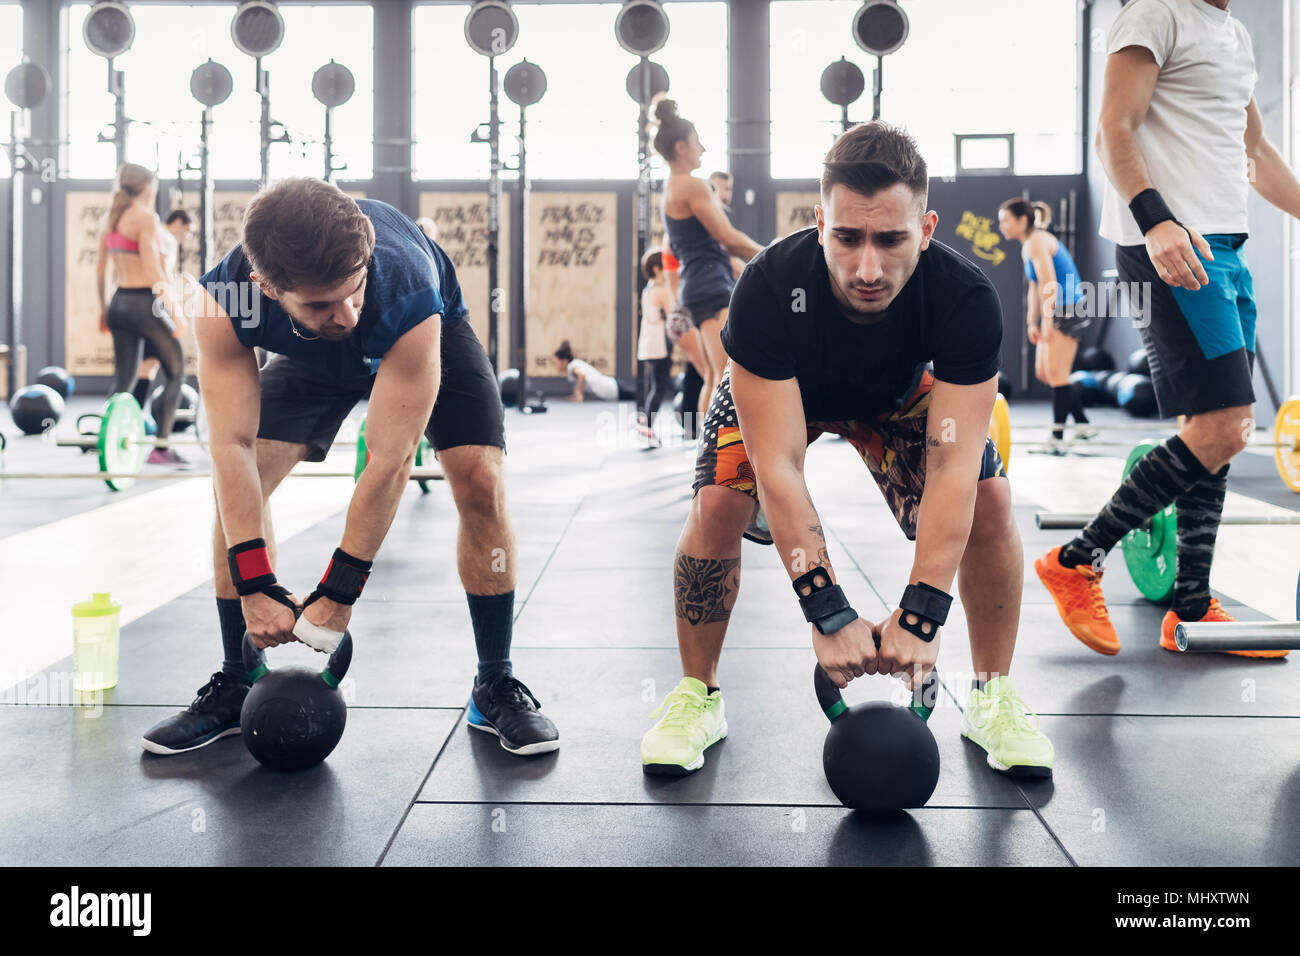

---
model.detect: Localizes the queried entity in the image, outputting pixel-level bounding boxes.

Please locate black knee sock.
[1172,464,1228,620]
[468,592,514,683]
[1051,386,1072,440]
[1059,435,1210,569]
[217,598,249,681]
[1070,387,1089,425]
[132,377,153,409]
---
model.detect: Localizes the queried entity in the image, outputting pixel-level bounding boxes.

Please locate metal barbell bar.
[0,466,444,482]
[1175,621,1300,652]
[1036,512,1300,530]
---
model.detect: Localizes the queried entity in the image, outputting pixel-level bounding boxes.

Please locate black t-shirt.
[721,228,1003,421]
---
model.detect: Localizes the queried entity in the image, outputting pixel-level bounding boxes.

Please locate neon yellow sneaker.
[641,677,728,776]
[961,676,1054,778]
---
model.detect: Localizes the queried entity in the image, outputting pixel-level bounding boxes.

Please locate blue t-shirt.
[200,199,466,379]
[1025,237,1086,305]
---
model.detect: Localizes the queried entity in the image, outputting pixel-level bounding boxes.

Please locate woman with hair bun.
[998,197,1096,452]
[653,98,764,422]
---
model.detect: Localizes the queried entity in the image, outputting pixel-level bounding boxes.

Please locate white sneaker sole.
[466,718,561,756]
[140,726,241,756]
[961,719,1052,778]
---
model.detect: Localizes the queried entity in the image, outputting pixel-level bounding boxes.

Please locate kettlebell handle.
[813,661,938,724]
[242,630,353,687]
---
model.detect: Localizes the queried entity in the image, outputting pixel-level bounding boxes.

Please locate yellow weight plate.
[1275,397,1300,493]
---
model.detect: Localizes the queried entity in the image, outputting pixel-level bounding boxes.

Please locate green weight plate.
[1120,440,1177,602]
[354,419,368,483]
[416,437,430,494]
[98,393,148,491]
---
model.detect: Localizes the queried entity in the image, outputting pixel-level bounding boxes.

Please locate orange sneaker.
[1160,599,1290,658]
[1034,545,1121,655]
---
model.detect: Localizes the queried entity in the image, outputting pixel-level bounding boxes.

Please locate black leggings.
[642,357,672,421]
[107,287,184,440]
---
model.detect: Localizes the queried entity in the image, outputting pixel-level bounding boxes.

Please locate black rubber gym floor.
[2,400,1298,866]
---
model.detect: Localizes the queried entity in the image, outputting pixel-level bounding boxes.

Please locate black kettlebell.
[241,631,352,771]
[814,659,941,811]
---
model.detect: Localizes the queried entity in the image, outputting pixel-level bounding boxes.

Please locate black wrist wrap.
[792,568,859,635]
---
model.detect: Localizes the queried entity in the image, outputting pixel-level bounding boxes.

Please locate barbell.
[3,393,442,492]
[990,395,1300,494]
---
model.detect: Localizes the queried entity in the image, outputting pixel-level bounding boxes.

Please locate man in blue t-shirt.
[641,123,1054,782]
[141,179,558,759]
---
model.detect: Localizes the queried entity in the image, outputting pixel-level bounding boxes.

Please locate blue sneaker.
[467,674,560,756]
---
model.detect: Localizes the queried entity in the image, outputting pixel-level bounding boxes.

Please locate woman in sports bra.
[998,198,1097,452]
[653,99,763,420]
[96,163,189,465]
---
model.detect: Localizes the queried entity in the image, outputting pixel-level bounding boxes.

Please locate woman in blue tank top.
[654,99,763,421]
[998,198,1096,450]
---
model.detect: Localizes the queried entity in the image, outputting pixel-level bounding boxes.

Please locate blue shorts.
[1115,234,1256,417]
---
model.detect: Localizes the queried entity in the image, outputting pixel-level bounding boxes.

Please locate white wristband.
[293,614,345,654]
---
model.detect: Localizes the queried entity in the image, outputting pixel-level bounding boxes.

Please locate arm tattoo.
[674,551,741,626]
[808,523,825,540]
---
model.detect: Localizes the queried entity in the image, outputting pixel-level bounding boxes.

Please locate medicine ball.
[240,632,352,771]
[1126,347,1151,377]
[35,365,74,399]
[1117,374,1158,417]
[150,383,198,432]
[1103,370,1128,407]
[499,368,521,408]
[1076,346,1115,372]
[10,384,64,435]
[1069,369,1104,407]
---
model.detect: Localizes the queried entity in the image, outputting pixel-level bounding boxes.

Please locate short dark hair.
[641,248,663,280]
[165,209,193,227]
[241,178,376,292]
[708,171,731,182]
[820,122,928,206]
[554,340,574,362]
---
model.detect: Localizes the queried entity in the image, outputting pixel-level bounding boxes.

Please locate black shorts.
[257,318,505,461]
[1115,236,1256,417]
[684,291,734,328]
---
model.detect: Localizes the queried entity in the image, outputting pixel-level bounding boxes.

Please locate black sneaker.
[466,674,560,756]
[140,672,249,755]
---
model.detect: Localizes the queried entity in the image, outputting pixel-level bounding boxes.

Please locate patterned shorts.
[692,363,1006,541]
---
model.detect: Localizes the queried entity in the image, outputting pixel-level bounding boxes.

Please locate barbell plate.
[988,393,1011,473]
[1038,512,1300,529]
[1119,440,1177,602]
[1175,621,1300,652]
[1275,397,1300,493]
[98,393,148,492]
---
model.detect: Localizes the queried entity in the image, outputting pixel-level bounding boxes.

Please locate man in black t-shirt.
[641,123,1054,782]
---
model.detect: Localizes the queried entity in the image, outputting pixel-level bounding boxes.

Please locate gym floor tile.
[977,603,1300,718]
[415,647,1035,810]
[515,565,893,648]
[19,594,491,709]
[1026,715,1300,866]
[383,804,1070,867]
[0,704,457,866]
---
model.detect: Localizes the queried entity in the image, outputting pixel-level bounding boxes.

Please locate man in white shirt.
[1036,0,1298,659]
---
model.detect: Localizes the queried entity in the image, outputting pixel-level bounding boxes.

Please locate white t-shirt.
[567,357,620,401]
[637,281,669,361]
[159,228,179,278]
[1099,0,1257,246]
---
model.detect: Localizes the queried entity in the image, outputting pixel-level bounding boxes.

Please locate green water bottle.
[72,593,121,692]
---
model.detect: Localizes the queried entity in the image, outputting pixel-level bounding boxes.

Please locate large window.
[413,2,728,180]
[0,3,24,178]
[770,0,1079,179]
[63,3,373,181]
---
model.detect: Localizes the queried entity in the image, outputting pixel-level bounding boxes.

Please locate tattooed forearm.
[674,551,741,626]
[808,523,825,540]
